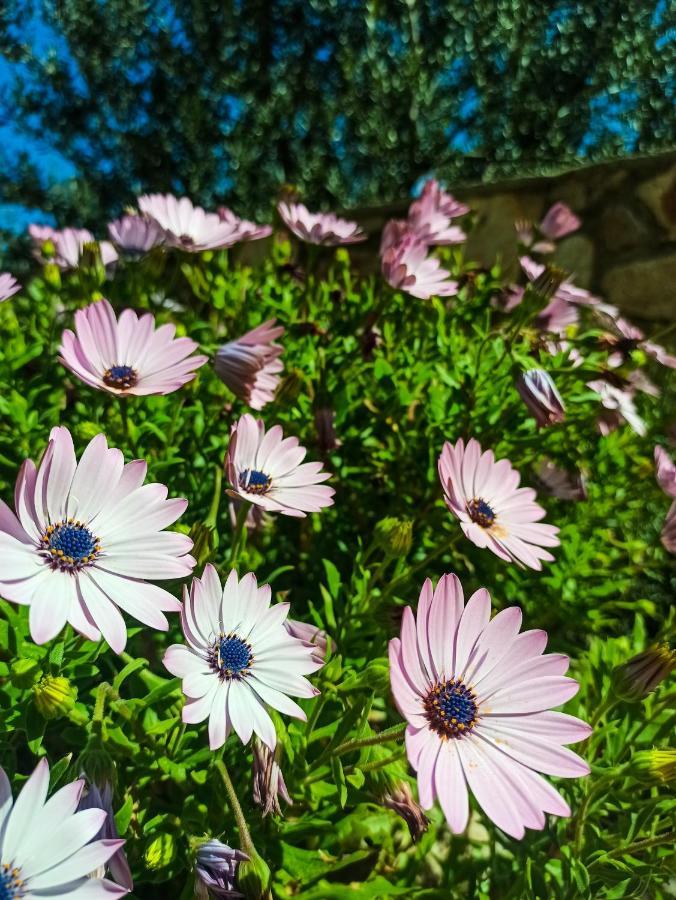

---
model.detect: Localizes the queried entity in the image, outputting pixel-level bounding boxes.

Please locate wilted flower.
[217,207,272,242]
[535,459,587,501]
[277,201,366,246]
[59,298,208,397]
[314,406,341,454]
[662,502,676,553]
[163,565,322,750]
[588,379,646,437]
[521,256,599,318]
[226,414,334,517]
[138,194,263,252]
[0,758,128,897]
[284,619,332,664]
[32,674,77,719]
[381,781,429,842]
[655,446,676,498]
[252,739,292,817]
[406,179,467,245]
[195,838,248,899]
[0,272,21,303]
[612,643,676,701]
[78,780,134,891]
[381,234,458,300]
[515,369,566,427]
[108,213,165,255]
[0,426,193,651]
[438,438,560,570]
[389,574,590,838]
[630,749,676,785]
[214,320,284,410]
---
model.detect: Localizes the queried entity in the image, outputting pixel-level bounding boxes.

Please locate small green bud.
[44,263,61,288]
[32,675,77,720]
[612,643,675,702]
[144,833,177,872]
[237,848,272,900]
[77,739,117,788]
[630,749,676,785]
[10,657,41,689]
[190,521,218,567]
[79,242,106,285]
[374,517,413,558]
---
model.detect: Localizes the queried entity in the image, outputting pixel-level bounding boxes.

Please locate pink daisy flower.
[587,379,646,437]
[655,446,676,498]
[389,574,590,839]
[214,320,284,410]
[600,314,676,369]
[226,414,334,517]
[59,298,208,397]
[661,502,676,553]
[163,565,322,750]
[277,201,366,246]
[520,256,598,310]
[438,438,560,569]
[138,194,262,252]
[540,202,581,240]
[0,758,129,898]
[31,227,119,271]
[108,213,165,255]
[0,426,194,652]
[407,179,467,245]
[381,234,458,300]
[0,272,21,303]
[218,206,272,242]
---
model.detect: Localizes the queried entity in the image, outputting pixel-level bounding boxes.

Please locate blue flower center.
[424,679,478,739]
[238,469,272,495]
[40,520,101,572]
[467,498,496,528]
[211,634,253,679]
[0,865,24,899]
[103,364,138,390]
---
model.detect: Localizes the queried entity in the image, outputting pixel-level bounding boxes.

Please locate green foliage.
[0,229,674,898]
[0,0,673,250]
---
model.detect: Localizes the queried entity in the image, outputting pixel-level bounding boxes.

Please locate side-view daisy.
[277,201,366,246]
[138,193,262,252]
[217,206,272,242]
[0,273,21,303]
[59,298,208,396]
[163,565,322,750]
[226,414,334,517]
[214,320,284,410]
[0,426,194,652]
[389,574,590,839]
[0,758,129,898]
[438,437,560,569]
[407,179,467,245]
[381,234,458,300]
[31,227,119,271]
[108,213,165,255]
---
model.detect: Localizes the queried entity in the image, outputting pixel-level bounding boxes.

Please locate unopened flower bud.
[275,369,304,404]
[315,407,340,454]
[77,739,117,788]
[382,782,429,842]
[236,848,271,900]
[32,675,77,719]
[145,833,177,872]
[252,739,292,817]
[374,517,413,558]
[516,369,566,428]
[630,748,676,786]
[191,521,218,567]
[612,644,675,701]
[194,838,248,898]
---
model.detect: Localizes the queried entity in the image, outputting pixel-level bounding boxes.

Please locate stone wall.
[353,151,676,322]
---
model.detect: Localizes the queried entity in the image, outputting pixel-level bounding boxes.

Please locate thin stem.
[229,500,251,569]
[117,397,136,456]
[205,467,224,528]
[589,831,676,868]
[332,722,407,758]
[214,758,255,855]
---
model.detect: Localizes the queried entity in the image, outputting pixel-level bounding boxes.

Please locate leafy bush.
[0,195,674,899]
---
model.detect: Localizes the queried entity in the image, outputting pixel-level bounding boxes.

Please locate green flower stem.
[205,466,224,528]
[214,758,255,856]
[589,831,676,868]
[332,722,407,758]
[117,397,137,456]
[229,500,251,569]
